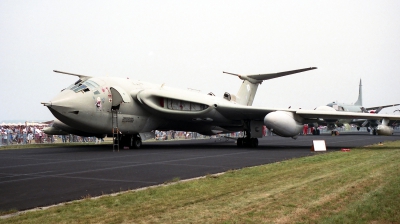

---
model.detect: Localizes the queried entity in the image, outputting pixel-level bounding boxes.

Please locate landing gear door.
[110,86,131,106]
[250,120,264,138]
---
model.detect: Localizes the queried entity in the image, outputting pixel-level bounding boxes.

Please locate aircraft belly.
[338,119,352,125]
[117,114,147,133]
[144,113,243,134]
[73,110,108,133]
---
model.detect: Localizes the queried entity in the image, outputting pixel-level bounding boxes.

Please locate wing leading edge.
[215,103,400,121]
[365,104,400,111]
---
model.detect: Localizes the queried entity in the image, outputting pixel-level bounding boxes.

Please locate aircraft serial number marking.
[122,117,134,122]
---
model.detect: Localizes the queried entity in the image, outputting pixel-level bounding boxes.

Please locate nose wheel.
[132,135,142,149]
[117,134,142,149]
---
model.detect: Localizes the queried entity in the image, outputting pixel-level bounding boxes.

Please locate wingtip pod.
[264,111,304,138]
[376,124,394,135]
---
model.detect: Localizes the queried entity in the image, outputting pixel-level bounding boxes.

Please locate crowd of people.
[153,129,273,141]
[154,130,207,140]
[0,125,50,146]
[4,123,395,146]
[59,135,102,143]
[0,124,103,146]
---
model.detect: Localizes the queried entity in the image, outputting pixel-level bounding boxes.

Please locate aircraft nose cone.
[43,87,100,133]
[41,102,52,107]
[41,99,72,108]
[43,90,83,115]
[48,98,76,108]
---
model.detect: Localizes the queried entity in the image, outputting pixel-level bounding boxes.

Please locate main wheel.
[237,138,243,147]
[132,136,142,149]
[250,138,258,148]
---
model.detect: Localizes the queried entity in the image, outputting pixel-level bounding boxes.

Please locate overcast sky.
[1,0,399,121]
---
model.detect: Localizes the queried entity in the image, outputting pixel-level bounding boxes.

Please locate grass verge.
[1,141,400,223]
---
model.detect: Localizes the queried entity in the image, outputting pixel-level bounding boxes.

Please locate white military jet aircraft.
[313,79,399,135]
[42,67,400,148]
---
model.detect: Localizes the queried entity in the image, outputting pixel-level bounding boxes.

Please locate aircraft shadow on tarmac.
[33,132,400,153]
[42,141,334,152]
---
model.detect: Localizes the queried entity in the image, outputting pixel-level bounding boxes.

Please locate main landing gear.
[237,137,259,148]
[236,129,259,148]
[236,120,262,148]
[366,127,377,135]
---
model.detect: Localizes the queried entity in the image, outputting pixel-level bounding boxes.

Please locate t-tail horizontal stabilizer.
[224,67,317,106]
[223,67,317,84]
[53,70,92,82]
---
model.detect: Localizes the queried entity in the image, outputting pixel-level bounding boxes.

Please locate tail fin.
[224,67,317,106]
[235,80,260,106]
[354,79,362,106]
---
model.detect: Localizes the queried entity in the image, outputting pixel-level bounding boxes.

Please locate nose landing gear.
[114,134,142,150]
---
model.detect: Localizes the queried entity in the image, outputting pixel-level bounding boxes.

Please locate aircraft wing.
[365,104,400,111]
[214,104,400,121]
[295,110,400,120]
[214,104,291,120]
[214,104,400,138]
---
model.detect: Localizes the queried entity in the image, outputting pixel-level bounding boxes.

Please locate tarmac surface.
[1,132,400,211]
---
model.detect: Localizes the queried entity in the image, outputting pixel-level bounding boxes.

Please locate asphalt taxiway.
[0,132,399,211]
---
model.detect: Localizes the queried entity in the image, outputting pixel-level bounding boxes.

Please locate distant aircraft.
[313,79,399,135]
[42,68,400,149]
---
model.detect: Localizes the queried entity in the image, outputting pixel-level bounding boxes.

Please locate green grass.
[1,141,400,223]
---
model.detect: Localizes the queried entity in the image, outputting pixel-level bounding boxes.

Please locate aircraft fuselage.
[46,76,243,136]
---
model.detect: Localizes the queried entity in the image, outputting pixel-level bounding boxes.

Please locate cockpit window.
[66,79,100,93]
[83,80,100,89]
[328,104,345,111]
